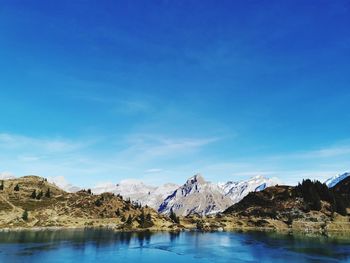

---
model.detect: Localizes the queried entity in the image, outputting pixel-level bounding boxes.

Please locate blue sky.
[0,0,349,187]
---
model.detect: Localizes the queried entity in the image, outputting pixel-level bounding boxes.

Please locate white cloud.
[0,133,87,153]
[122,134,219,161]
[0,131,348,187]
[0,132,219,187]
[267,144,350,160]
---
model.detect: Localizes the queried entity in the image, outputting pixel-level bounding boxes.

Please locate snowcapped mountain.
[219,175,278,203]
[92,179,178,209]
[158,174,278,216]
[324,172,350,188]
[158,174,232,216]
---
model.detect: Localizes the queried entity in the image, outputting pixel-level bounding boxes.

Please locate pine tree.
[115,208,121,217]
[45,188,51,198]
[36,190,43,200]
[169,209,180,224]
[22,209,28,221]
[14,184,20,191]
[146,213,152,222]
[30,190,37,199]
[126,215,133,225]
[196,220,204,230]
[335,195,347,216]
[139,210,145,227]
[94,198,103,207]
[0,180,4,191]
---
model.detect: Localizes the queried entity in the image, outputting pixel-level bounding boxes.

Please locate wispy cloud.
[264,142,350,161]
[0,133,87,153]
[68,88,156,115]
[0,131,348,187]
[0,132,220,186]
[293,145,350,159]
[122,133,219,161]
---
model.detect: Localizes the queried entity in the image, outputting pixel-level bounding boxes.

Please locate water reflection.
[0,230,349,263]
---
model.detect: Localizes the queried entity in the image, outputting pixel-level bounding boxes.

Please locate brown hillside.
[0,176,177,230]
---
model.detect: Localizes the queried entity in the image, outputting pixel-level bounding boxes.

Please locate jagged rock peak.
[185,174,206,185]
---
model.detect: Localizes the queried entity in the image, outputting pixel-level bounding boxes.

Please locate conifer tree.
[169,209,180,224]
[30,190,37,199]
[139,210,145,227]
[36,190,43,200]
[115,208,121,217]
[45,188,51,198]
[14,184,20,191]
[126,215,133,225]
[94,198,103,207]
[22,209,28,221]
[146,213,152,222]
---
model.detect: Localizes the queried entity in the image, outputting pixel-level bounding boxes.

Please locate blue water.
[0,230,349,263]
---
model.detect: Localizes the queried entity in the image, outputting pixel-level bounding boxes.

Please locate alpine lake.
[0,229,349,263]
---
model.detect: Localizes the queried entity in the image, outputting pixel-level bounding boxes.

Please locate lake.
[0,229,349,263]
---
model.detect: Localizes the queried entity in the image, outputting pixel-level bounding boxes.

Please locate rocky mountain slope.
[0,176,178,231]
[158,174,278,216]
[159,174,232,216]
[92,180,179,210]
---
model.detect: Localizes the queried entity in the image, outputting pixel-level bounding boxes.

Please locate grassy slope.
[0,176,177,231]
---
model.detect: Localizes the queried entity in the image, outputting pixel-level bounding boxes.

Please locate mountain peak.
[186,174,206,185]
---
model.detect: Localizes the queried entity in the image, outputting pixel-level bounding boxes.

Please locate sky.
[0,0,350,187]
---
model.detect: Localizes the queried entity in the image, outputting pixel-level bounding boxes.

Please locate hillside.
[332,175,350,207]
[1,175,349,235]
[195,180,350,234]
[0,176,178,231]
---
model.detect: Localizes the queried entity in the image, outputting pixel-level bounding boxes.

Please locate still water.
[0,229,349,263]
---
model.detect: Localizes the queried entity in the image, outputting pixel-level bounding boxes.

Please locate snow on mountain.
[158,174,231,216]
[92,179,179,209]
[48,176,81,193]
[158,174,279,216]
[324,172,350,188]
[220,175,278,203]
